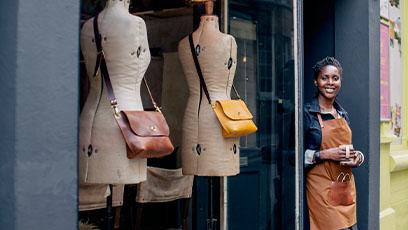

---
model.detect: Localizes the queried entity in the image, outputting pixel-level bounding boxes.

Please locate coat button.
[227,57,233,69]
[137,46,141,57]
[87,144,93,157]
[196,144,201,155]
[233,144,237,154]
[195,45,200,56]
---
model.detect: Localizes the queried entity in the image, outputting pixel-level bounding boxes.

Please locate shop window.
[78,1,296,229]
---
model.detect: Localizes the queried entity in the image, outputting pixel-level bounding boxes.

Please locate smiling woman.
[304,57,364,230]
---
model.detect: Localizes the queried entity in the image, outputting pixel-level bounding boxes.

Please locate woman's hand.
[340,151,364,167]
[320,147,356,161]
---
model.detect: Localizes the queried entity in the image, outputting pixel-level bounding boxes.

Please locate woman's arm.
[319,147,357,161]
[306,145,359,167]
[304,149,317,167]
[304,108,319,167]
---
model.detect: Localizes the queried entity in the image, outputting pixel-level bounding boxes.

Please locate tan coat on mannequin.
[178,13,240,176]
[80,0,149,185]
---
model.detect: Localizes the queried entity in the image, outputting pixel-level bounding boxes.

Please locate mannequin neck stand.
[198,15,220,33]
[104,0,130,12]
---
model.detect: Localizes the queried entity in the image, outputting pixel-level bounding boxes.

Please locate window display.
[79,0,296,229]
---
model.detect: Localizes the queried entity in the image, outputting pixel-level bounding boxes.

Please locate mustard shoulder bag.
[188,34,257,138]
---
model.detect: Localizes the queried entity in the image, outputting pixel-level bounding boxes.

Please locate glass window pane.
[227,0,296,229]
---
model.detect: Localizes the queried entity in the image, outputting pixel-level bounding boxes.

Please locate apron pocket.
[328,173,354,206]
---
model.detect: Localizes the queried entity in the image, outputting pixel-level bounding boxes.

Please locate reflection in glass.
[227,0,295,229]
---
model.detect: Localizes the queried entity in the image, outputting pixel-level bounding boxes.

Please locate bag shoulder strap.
[188,34,241,104]
[93,14,119,114]
[188,34,212,104]
[92,14,161,113]
[227,37,241,99]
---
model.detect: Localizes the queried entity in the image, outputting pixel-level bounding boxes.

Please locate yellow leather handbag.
[188,34,257,138]
[213,99,257,137]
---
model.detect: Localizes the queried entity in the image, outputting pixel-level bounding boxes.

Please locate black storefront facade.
[0,0,379,229]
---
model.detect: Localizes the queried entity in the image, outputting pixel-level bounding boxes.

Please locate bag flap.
[121,111,170,137]
[215,99,253,120]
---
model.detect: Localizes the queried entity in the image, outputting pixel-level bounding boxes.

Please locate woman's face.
[314,65,341,101]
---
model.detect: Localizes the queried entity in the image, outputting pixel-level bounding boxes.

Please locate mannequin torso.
[178,15,240,176]
[80,0,150,184]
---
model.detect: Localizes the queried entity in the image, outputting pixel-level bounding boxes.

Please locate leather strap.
[316,113,324,128]
[92,15,103,78]
[227,37,241,99]
[188,34,212,104]
[188,34,240,105]
[142,78,161,112]
[92,14,159,112]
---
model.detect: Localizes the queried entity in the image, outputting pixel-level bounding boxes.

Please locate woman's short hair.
[312,57,343,79]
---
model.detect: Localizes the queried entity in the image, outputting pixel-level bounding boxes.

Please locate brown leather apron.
[306,113,357,230]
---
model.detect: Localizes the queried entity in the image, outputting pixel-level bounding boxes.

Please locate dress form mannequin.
[178,1,240,176]
[80,0,150,185]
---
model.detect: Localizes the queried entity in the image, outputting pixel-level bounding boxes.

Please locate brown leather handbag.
[329,172,354,206]
[92,14,174,159]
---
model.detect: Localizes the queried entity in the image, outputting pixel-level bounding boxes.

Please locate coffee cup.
[339,144,354,159]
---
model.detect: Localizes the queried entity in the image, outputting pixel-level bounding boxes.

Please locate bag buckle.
[152,101,162,113]
[110,99,120,117]
[113,106,120,117]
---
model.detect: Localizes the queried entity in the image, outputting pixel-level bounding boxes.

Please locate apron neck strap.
[316,111,343,129]
[317,113,324,128]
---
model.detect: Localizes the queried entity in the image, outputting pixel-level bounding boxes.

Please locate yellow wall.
[380,2,408,230]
